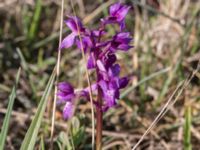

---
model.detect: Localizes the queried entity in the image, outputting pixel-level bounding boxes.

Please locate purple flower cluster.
[58,2,132,119]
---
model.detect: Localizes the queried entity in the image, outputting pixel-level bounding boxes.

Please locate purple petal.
[99,80,118,107]
[109,78,119,89]
[76,36,93,52]
[57,92,75,101]
[60,33,76,49]
[116,32,130,39]
[116,5,130,21]
[64,16,84,33]
[65,18,76,32]
[99,80,119,107]
[119,77,129,89]
[58,82,74,93]
[97,60,106,72]
[104,89,118,107]
[108,64,120,77]
[120,21,125,31]
[101,17,117,25]
[105,90,116,106]
[83,36,93,47]
[118,44,132,51]
[97,60,109,80]
[57,82,75,102]
[92,30,106,37]
[96,41,110,48]
[77,90,89,99]
[75,83,98,101]
[103,52,117,69]
[84,83,98,93]
[115,33,132,44]
[109,3,130,22]
[109,3,121,16]
[87,53,96,69]
[63,102,74,119]
[99,80,108,91]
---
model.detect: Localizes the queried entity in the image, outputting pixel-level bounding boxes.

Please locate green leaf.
[20,69,55,150]
[57,131,72,150]
[0,68,21,150]
[39,135,45,150]
[71,117,85,147]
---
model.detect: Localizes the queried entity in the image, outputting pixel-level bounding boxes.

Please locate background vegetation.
[0,0,200,149]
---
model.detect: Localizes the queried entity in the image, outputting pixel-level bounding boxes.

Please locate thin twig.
[132,60,200,150]
[69,0,95,149]
[132,81,183,150]
[50,0,64,149]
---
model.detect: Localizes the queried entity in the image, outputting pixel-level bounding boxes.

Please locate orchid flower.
[58,2,132,119]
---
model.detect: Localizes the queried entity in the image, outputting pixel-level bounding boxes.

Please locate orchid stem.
[96,80,103,150]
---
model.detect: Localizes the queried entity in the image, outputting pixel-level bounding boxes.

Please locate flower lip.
[99,79,119,108]
[57,82,75,103]
[63,102,74,120]
[108,64,120,77]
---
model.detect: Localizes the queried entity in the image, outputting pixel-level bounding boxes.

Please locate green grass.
[20,69,55,150]
[0,0,200,149]
[0,68,21,150]
[28,0,42,41]
[184,106,192,150]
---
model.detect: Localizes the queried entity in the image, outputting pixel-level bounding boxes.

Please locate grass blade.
[39,135,45,150]
[20,69,55,150]
[16,48,37,96]
[0,68,21,150]
[184,106,192,150]
[120,67,170,99]
[28,0,42,41]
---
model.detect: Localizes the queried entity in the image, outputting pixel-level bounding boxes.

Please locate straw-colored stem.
[70,0,95,149]
[50,0,64,149]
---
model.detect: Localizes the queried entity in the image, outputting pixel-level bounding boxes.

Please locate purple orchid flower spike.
[58,2,132,121]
